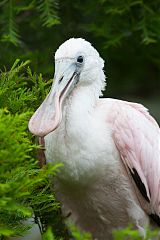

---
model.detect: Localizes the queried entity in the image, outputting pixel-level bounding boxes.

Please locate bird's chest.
[45,119,119,184]
[44,115,134,238]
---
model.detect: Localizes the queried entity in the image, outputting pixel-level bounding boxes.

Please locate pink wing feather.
[109,100,160,216]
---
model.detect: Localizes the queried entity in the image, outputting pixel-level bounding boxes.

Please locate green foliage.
[0,0,59,46]
[0,59,50,114]
[42,224,93,240]
[82,0,160,47]
[0,60,65,239]
[42,223,160,240]
[68,224,92,240]
[113,225,160,240]
[37,0,60,27]
[1,0,160,47]
[1,0,21,46]
[43,227,56,240]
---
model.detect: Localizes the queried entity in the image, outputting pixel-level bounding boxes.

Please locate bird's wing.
[108,99,160,221]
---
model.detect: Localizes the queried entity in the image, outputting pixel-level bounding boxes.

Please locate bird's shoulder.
[98,98,155,121]
[97,97,159,128]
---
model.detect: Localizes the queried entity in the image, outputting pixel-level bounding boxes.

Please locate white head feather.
[55,38,106,97]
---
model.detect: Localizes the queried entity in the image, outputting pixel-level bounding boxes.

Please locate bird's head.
[28,38,105,137]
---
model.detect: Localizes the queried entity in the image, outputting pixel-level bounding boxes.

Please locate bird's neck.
[62,84,98,137]
[61,69,105,132]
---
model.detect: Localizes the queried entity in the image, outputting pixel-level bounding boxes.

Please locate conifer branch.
[1,0,21,46]
[36,0,60,27]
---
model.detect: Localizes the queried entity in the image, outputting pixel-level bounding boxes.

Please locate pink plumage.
[110,100,160,214]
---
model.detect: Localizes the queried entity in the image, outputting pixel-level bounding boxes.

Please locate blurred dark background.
[0,0,160,122]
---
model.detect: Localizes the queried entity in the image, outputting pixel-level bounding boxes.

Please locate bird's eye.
[77,56,84,63]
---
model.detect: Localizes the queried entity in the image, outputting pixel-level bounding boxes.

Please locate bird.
[29,38,160,240]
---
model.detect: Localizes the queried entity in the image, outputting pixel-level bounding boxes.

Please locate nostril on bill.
[58,76,63,84]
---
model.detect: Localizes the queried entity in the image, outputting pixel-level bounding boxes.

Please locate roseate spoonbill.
[29,38,160,239]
